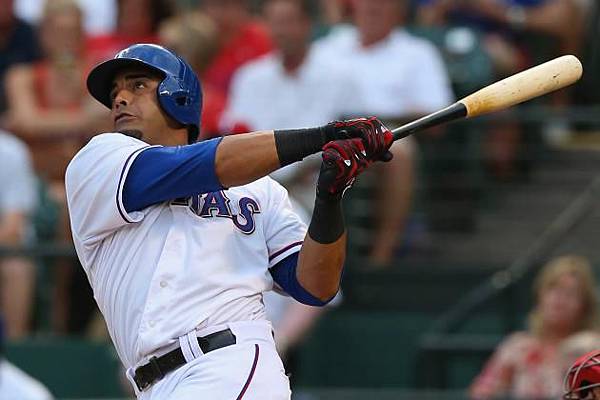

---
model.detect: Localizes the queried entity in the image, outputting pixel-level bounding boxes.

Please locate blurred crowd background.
[1,0,600,399]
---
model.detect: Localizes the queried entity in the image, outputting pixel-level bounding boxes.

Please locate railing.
[417,174,600,388]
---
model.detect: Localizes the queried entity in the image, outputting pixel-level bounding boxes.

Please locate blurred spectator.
[158,12,227,138]
[222,0,364,216]
[86,0,173,65]
[314,0,452,264]
[0,130,37,339]
[200,0,273,96]
[0,317,53,399]
[4,0,108,334]
[559,330,600,376]
[470,255,600,400]
[15,0,117,35]
[318,0,351,26]
[415,0,589,176]
[316,0,453,119]
[0,0,41,115]
[415,0,586,71]
[5,0,108,164]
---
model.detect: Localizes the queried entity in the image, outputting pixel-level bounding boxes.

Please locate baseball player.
[564,350,600,399]
[65,43,393,399]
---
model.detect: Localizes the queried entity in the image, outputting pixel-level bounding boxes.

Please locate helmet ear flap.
[158,75,190,121]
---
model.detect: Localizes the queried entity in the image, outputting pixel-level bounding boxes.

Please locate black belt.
[134,328,237,391]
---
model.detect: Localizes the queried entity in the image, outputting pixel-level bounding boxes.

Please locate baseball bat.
[392,55,583,141]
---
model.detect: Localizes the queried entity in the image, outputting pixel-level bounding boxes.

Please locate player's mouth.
[114,112,137,124]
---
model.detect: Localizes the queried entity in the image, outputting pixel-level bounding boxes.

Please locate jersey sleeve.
[263,178,308,267]
[65,133,155,245]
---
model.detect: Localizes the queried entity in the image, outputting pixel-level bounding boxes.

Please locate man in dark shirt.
[0,0,41,113]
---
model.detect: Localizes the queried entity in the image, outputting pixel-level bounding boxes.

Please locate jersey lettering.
[174,191,261,235]
[199,191,232,218]
[232,197,260,234]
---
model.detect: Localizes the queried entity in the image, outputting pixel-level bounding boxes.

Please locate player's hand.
[317,139,372,200]
[323,117,394,162]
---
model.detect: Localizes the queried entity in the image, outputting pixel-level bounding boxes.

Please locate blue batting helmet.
[87,43,202,143]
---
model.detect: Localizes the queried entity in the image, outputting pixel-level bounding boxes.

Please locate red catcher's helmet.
[564,350,600,399]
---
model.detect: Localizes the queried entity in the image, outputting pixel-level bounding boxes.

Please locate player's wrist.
[273,126,330,167]
[308,194,345,244]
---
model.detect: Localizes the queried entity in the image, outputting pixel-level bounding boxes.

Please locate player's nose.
[112,89,133,110]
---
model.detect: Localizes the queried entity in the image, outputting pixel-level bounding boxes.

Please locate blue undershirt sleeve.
[269,252,335,307]
[123,137,223,213]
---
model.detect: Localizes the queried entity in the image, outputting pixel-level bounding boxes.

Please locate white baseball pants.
[129,321,291,400]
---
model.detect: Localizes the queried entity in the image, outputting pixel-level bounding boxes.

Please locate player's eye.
[134,80,147,90]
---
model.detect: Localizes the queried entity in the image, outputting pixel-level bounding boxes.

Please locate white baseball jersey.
[65,133,307,370]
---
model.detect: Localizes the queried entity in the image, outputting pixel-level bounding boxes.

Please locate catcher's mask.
[564,350,600,399]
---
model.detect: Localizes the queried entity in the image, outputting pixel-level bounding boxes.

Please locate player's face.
[109,67,182,145]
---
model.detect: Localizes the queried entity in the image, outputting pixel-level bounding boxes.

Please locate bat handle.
[391,102,468,141]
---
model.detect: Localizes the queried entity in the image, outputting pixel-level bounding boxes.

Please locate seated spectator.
[470,255,600,400]
[0,130,37,339]
[222,0,367,217]
[314,0,452,263]
[86,0,173,65]
[0,0,40,116]
[0,317,53,399]
[4,0,108,334]
[559,330,600,377]
[416,0,586,69]
[15,0,117,36]
[200,0,273,96]
[158,12,227,139]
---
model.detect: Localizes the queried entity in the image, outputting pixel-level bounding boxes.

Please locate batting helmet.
[564,350,600,399]
[87,43,202,143]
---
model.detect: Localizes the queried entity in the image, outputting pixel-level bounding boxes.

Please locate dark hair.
[264,0,314,18]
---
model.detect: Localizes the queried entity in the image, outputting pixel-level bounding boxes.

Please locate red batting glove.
[317,138,372,199]
[326,117,394,162]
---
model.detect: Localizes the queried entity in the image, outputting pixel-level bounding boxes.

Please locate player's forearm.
[296,233,346,301]
[214,131,280,188]
[215,123,342,188]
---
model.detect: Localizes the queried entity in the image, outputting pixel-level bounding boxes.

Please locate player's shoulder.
[66,133,149,182]
[71,133,147,163]
[86,132,147,148]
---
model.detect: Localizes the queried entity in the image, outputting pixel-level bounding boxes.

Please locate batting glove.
[323,117,394,162]
[317,139,372,200]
